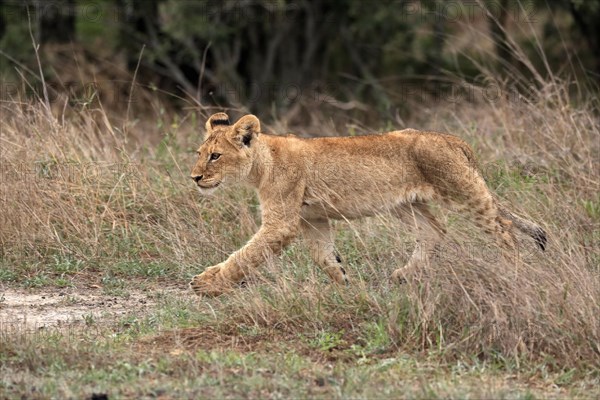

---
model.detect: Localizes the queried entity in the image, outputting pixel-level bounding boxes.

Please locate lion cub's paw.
[190,265,233,297]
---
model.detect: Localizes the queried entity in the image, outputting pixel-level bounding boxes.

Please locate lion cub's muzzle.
[191,174,221,192]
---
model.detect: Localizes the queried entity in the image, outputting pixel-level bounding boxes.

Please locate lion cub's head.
[190,113,260,194]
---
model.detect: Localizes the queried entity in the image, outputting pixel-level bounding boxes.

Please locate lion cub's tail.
[497,204,547,251]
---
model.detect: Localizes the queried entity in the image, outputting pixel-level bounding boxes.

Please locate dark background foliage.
[1,0,598,122]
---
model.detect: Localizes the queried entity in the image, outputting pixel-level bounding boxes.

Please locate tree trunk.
[488,0,513,68]
[38,0,76,44]
[568,1,600,77]
[0,0,6,41]
[117,0,161,70]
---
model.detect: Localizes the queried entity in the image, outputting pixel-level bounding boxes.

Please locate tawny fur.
[189,113,546,296]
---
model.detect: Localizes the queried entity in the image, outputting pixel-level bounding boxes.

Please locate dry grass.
[1,74,599,397]
[3,9,599,396]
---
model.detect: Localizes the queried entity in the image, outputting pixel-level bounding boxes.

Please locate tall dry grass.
[0,73,598,371]
[0,98,250,271]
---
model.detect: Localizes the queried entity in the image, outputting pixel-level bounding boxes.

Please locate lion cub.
[189,113,546,296]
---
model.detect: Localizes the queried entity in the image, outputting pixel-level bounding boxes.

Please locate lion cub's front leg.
[189,262,235,297]
[190,222,298,297]
[191,218,301,297]
[190,186,304,297]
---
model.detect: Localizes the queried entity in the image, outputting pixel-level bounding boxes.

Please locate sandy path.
[0,286,160,330]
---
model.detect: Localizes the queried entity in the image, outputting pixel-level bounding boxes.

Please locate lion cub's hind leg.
[300,219,349,285]
[468,195,517,253]
[446,173,518,254]
[392,203,446,283]
[438,169,518,263]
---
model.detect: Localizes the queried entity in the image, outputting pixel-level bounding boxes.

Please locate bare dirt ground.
[0,286,159,330]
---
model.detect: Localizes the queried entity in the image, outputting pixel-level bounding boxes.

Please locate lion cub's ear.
[205,112,230,133]
[231,115,260,147]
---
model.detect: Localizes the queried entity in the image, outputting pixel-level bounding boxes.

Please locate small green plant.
[0,268,17,282]
[23,274,50,287]
[360,320,391,354]
[582,197,600,220]
[83,313,95,326]
[54,276,74,288]
[238,324,262,338]
[485,162,539,194]
[112,260,168,278]
[101,274,125,288]
[101,275,129,296]
[308,329,345,352]
[555,368,577,387]
[51,255,84,275]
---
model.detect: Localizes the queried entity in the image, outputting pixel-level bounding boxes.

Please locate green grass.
[0,268,17,283]
[582,196,600,221]
[2,225,599,399]
[2,288,597,399]
[308,329,346,352]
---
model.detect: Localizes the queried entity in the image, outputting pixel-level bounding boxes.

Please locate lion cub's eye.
[209,153,221,161]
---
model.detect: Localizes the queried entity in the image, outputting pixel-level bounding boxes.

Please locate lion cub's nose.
[192,175,203,183]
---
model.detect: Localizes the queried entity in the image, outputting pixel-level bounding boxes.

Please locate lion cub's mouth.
[197,182,221,190]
